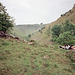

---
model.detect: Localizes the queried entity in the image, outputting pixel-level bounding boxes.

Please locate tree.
[40,23,43,25]
[51,20,75,44]
[56,31,75,45]
[0,3,14,33]
[63,20,74,32]
[51,25,62,37]
[28,34,31,38]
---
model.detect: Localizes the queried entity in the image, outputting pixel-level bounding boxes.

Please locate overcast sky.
[0,0,75,25]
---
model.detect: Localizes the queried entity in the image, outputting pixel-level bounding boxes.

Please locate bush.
[56,31,75,45]
[51,20,75,45]
[63,20,74,32]
[51,25,62,37]
[28,34,31,37]
[51,36,57,42]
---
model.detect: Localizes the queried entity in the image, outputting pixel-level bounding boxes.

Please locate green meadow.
[0,38,75,75]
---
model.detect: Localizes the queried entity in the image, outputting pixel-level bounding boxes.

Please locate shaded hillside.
[31,6,75,45]
[12,24,45,39]
[0,38,75,75]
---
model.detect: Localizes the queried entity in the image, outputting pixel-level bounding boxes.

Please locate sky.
[0,0,75,25]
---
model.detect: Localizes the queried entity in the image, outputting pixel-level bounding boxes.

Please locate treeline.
[51,20,75,45]
[28,26,45,38]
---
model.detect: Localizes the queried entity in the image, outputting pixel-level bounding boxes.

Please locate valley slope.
[12,24,46,40]
[31,7,75,45]
[0,38,75,75]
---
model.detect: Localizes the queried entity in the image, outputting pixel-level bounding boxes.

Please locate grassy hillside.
[12,24,45,40]
[0,38,75,75]
[31,7,75,45]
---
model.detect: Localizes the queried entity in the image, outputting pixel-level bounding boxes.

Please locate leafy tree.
[51,25,62,37]
[40,23,43,25]
[0,3,14,33]
[28,34,31,37]
[56,31,75,45]
[51,20,75,45]
[62,20,74,32]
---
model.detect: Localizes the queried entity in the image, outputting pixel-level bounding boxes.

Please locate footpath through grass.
[0,38,75,75]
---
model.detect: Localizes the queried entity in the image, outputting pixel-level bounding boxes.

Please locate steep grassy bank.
[0,38,75,75]
[31,7,75,45]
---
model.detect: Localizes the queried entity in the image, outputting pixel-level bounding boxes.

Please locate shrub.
[51,20,75,45]
[28,34,31,37]
[63,20,74,32]
[56,31,75,45]
[51,25,62,37]
[51,36,57,42]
